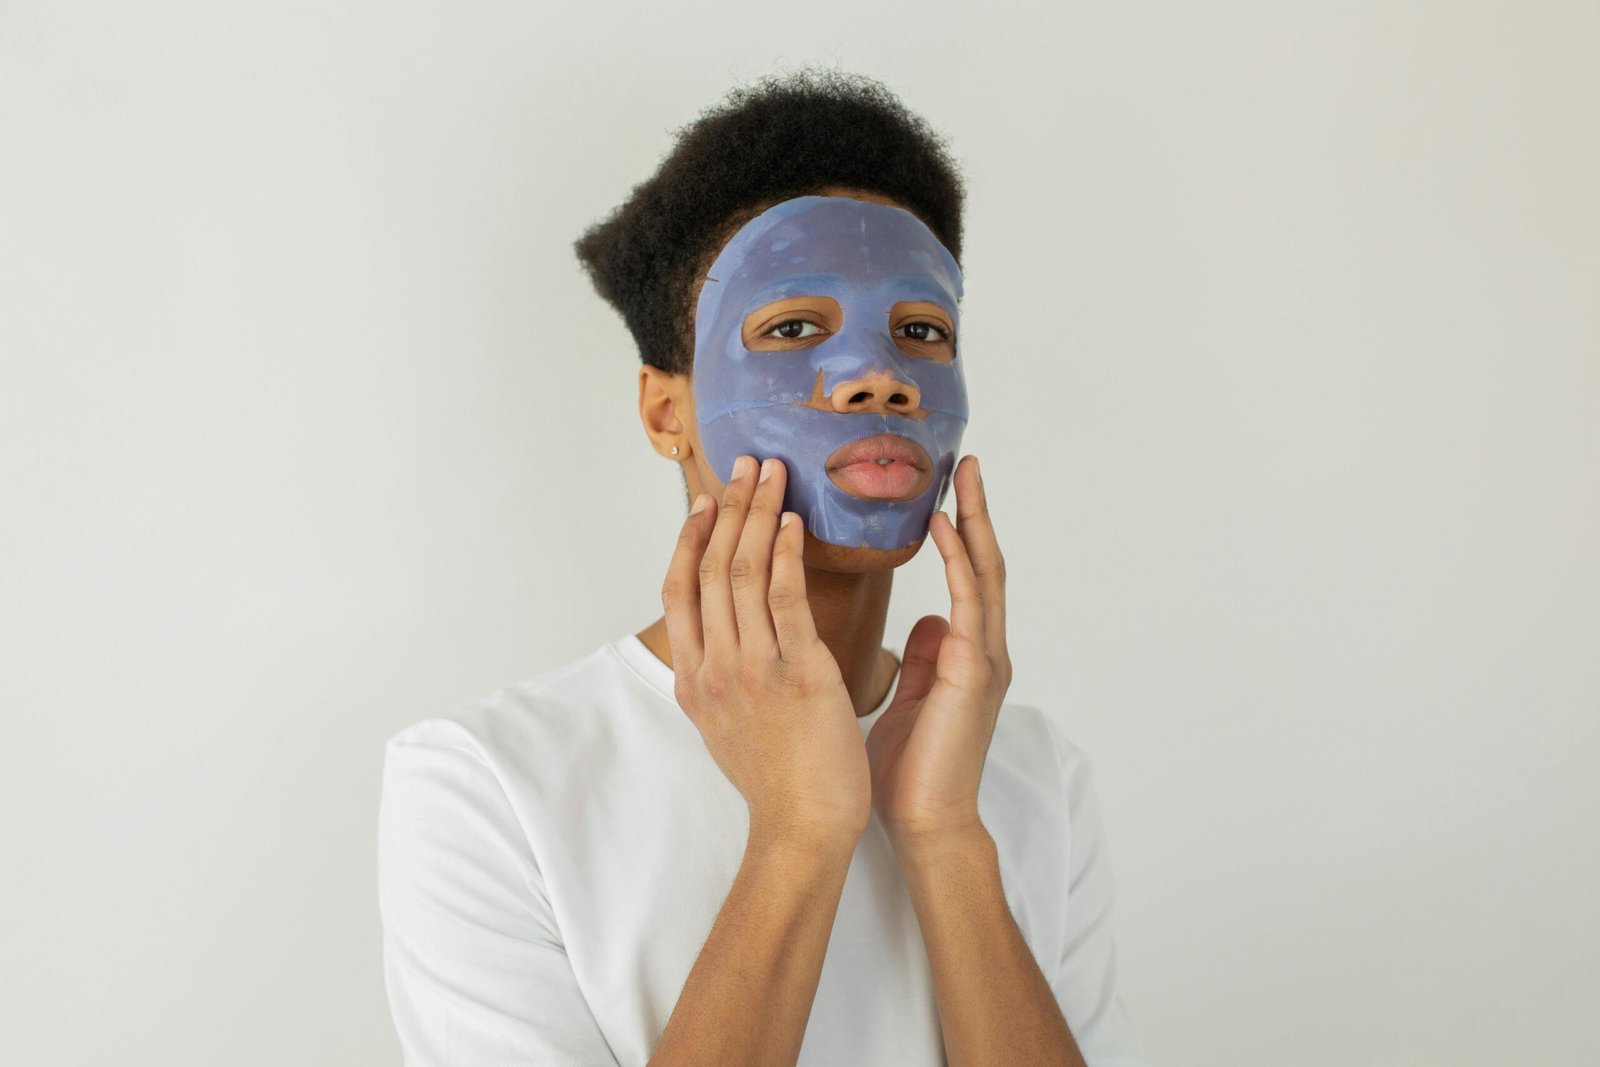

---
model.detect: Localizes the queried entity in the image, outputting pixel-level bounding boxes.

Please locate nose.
[829,369,921,416]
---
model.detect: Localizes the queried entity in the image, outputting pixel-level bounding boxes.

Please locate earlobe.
[639,364,693,459]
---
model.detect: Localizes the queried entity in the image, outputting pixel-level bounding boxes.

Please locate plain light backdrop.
[2,2,1596,1064]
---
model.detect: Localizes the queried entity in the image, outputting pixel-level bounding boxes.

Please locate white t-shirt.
[378,633,1149,1066]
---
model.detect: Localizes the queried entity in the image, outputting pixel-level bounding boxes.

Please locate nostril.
[837,381,918,410]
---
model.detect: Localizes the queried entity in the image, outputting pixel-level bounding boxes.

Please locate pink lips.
[825,433,934,501]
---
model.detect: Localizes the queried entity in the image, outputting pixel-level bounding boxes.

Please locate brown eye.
[895,321,950,343]
[769,319,823,340]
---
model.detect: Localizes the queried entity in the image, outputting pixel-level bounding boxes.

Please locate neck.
[636,563,899,717]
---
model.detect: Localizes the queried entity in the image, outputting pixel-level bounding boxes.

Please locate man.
[378,70,1148,1066]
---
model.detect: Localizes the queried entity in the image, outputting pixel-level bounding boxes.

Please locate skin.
[637,187,1087,1065]
[638,184,1015,839]
[637,186,948,720]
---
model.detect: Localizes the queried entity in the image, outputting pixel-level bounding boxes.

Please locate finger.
[929,508,984,644]
[889,614,949,709]
[768,510,820,659]
[699,454,758,650]
[729,457,786,653]
[953,455,1007,654]
[662,493,715,671]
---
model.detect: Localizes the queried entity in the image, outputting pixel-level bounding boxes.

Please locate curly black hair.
[573,69,965,376]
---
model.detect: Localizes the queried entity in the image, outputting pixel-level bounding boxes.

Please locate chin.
[801,528,928,573]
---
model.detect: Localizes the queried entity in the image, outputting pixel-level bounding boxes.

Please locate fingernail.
[974,456,983,488]
[780,512,793,527]
[690,494,709,515]
[734,455,755,479]
[759,458,775,482]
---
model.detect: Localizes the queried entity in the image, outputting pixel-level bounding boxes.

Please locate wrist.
[747,811,865,856]
[887,819,994,871]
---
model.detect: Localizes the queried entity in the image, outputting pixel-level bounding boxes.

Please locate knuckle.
[697,552,722,582]
[773,656,808,689]
[766,583,799,613]
[728,555,760,586]
[660,578,685,606]
[699,671,728,704]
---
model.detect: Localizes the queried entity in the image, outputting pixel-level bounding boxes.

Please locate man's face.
[692,195,968,552]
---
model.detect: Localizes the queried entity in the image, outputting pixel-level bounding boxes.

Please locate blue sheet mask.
[693,196,968,551]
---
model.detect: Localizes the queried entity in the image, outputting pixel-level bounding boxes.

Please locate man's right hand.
[661,454,871,846]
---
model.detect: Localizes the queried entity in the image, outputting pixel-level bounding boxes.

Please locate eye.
[894,321,951,343]
[768,319,825,340]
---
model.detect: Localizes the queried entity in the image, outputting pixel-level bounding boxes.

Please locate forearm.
[895,826,1087,1067]
[649,822,857,1067]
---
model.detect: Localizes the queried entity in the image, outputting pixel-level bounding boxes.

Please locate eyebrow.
[743,274,850,312]
[880,274,960,312]
[741,274,959,319]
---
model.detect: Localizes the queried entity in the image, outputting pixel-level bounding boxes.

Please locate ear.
[638,365,692,460]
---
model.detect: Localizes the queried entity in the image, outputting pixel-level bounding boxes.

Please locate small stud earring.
[669,445,680,456]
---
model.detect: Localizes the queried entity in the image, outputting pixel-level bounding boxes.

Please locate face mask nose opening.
[833,370,921,416]
[821,328,925,416]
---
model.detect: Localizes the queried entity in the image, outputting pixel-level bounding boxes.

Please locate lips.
[825,433,934,502]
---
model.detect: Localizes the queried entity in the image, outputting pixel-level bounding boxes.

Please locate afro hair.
[572,69,965,377]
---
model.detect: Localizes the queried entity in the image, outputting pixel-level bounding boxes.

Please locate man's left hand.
[866,454,1012,848]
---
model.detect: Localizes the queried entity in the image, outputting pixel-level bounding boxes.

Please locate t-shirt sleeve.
[1047,722,1152,1067]
[377,722,619,1066]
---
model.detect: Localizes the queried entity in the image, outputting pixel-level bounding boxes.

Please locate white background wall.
[3,2,1596,1064]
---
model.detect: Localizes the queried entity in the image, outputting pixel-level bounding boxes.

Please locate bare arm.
[869,458,1118,1065]
[649,823,855,1066]
[652,455,874,1064]
[897,827,1086,1067]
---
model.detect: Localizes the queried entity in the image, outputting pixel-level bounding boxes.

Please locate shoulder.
[377,648,619,882]
[384,640,639,767]
[380,638,684,829]
[981,702,1107,866]
[988,701,1094,790]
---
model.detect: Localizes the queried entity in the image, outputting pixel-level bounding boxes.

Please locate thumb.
[890,614,950,709]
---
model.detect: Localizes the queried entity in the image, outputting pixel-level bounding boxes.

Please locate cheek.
[694,348,823,429]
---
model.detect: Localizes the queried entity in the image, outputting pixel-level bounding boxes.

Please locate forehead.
[701,196,964,311]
